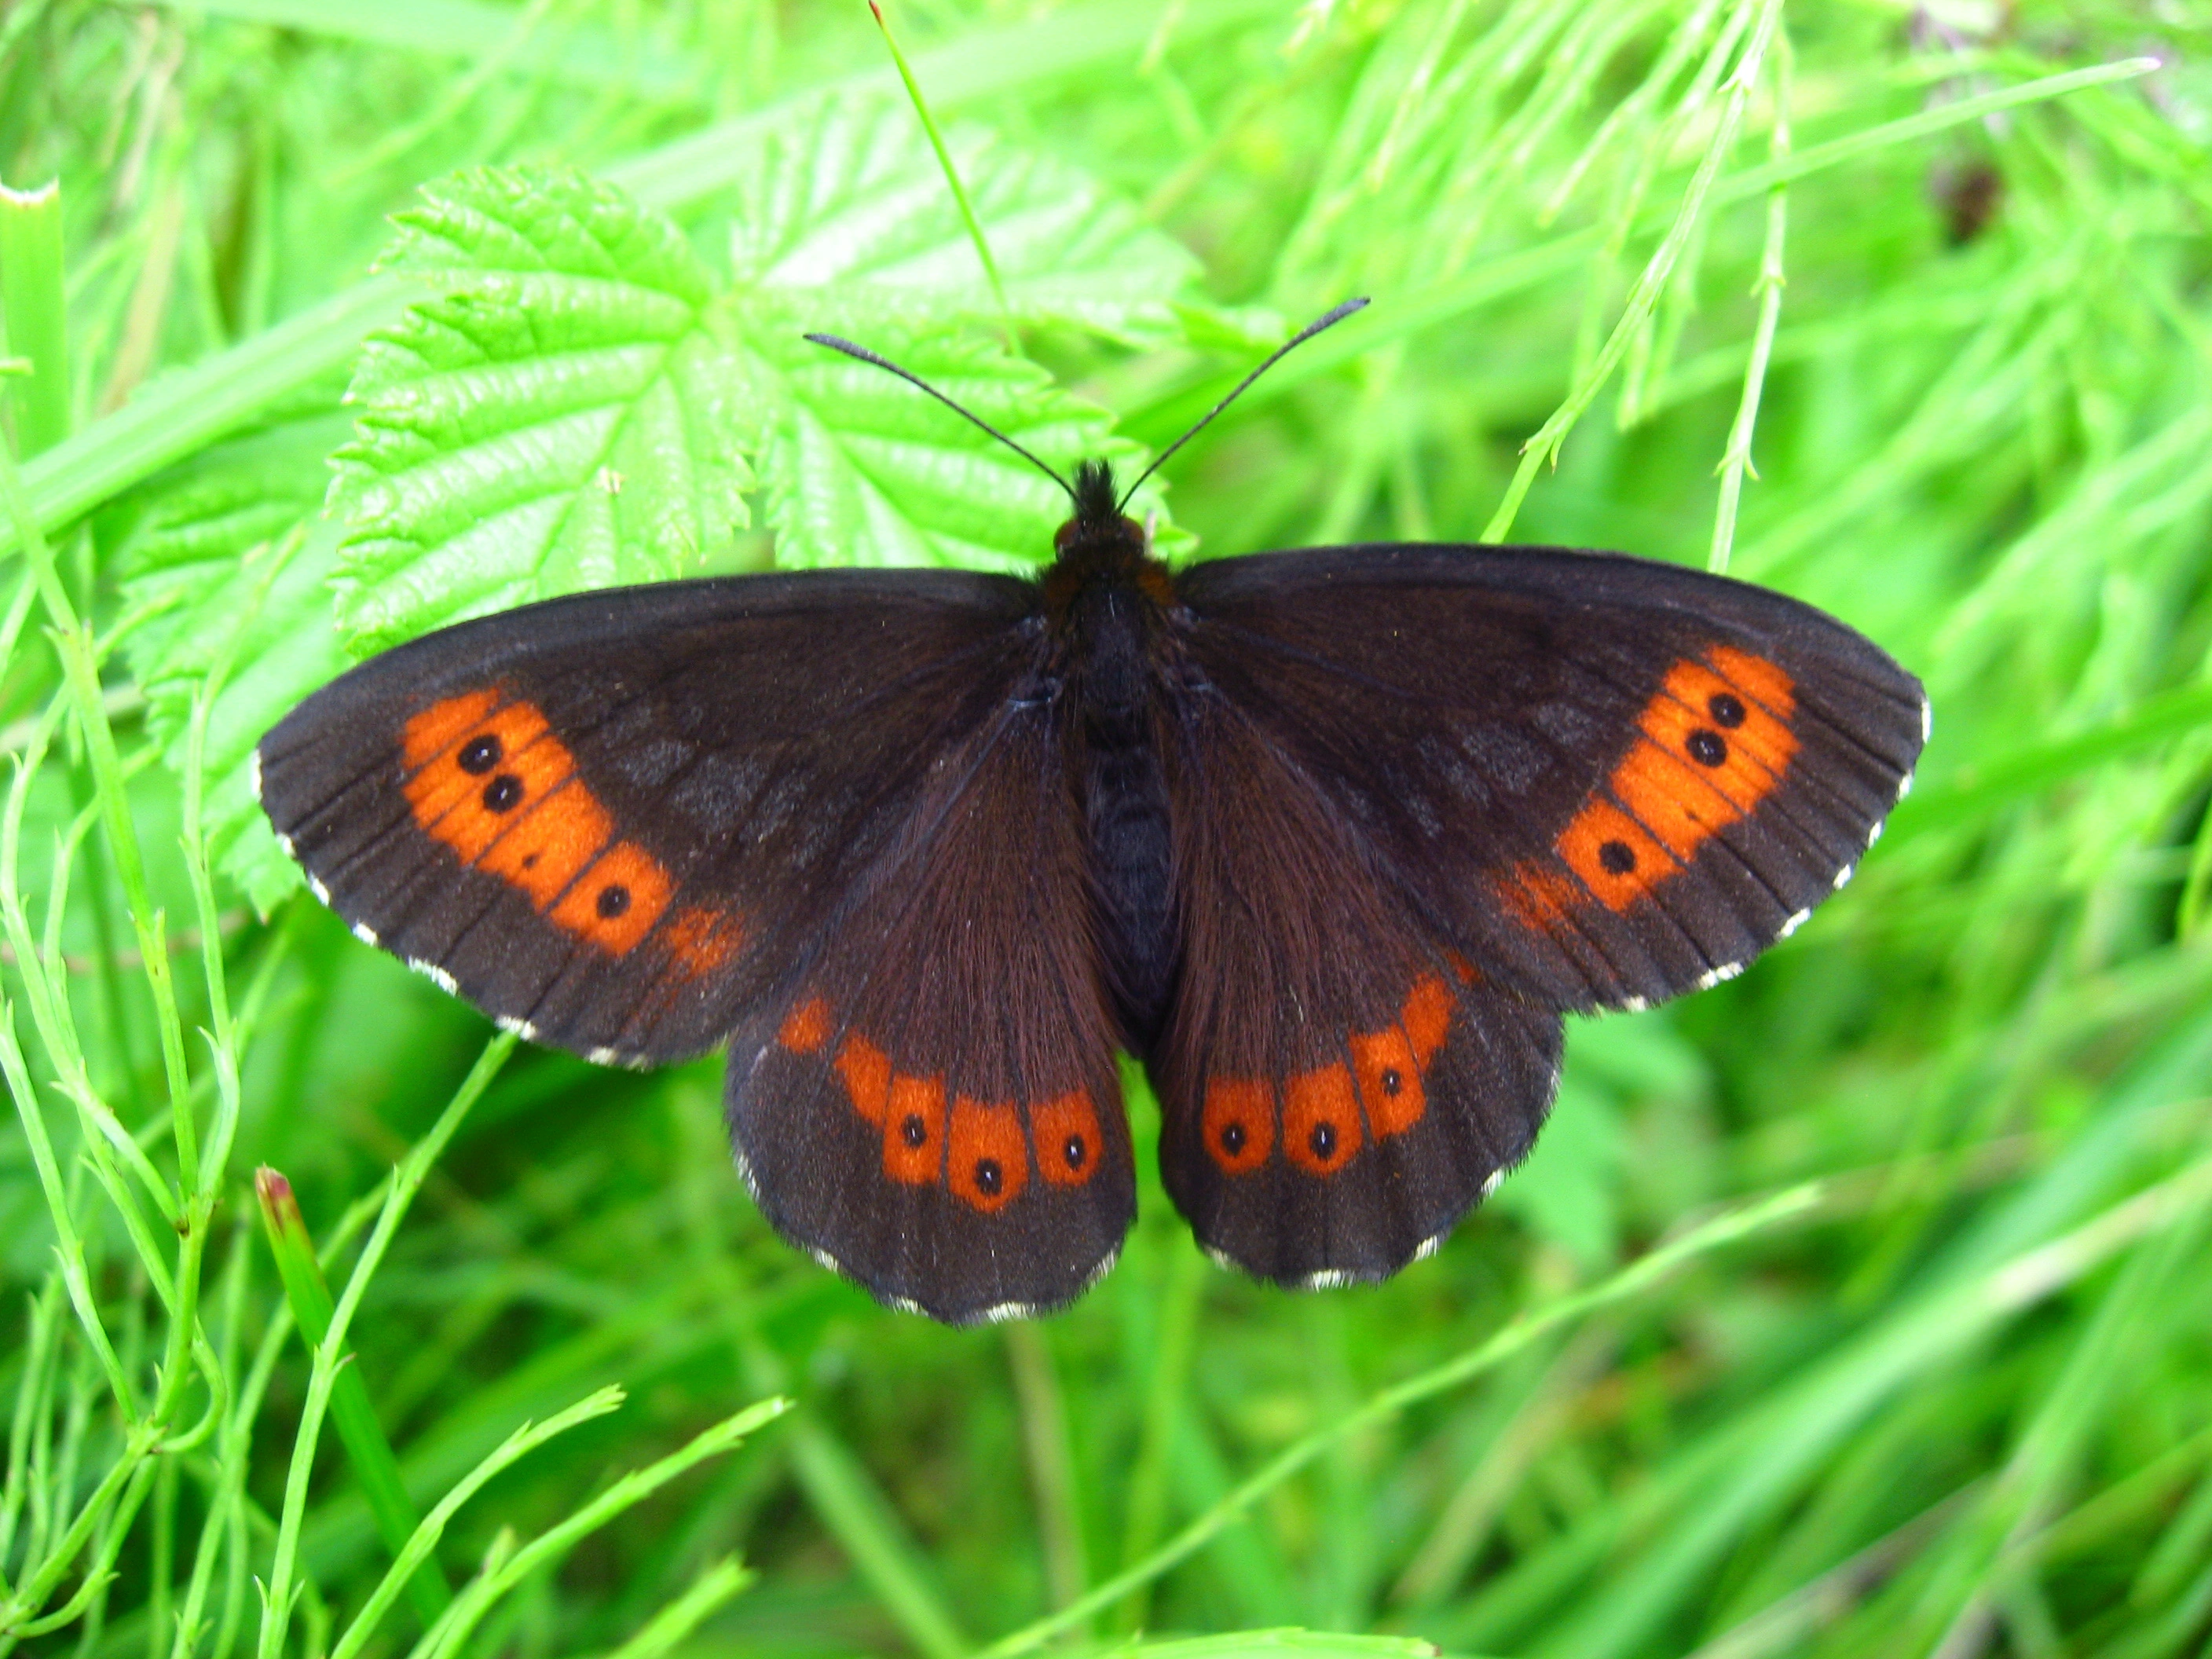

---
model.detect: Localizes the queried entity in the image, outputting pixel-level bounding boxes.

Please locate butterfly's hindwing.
[1148,689,1563,1284]
[730,697,1133,1322]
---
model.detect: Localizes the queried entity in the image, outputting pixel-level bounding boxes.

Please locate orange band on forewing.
[883,1075,947,1184]
[1509,646,1801,924]
[1284,1063,1361,1176]
[400,692,687,960]
[401,690,503,771]
[948,1097,1028,1212]
[665,906,744,978]
[1557,797,1679,910]
[549,841,671,954]
[1203,1078,1275,1174]
[1031,1090,1102,1186]
[405,711,564,861]
[476,778,611,904]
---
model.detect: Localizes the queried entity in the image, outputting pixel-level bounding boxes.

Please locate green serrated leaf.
[731,95,1203,342]
[124,530,350,917]
[330,167,756,653]
[751,319,1159,573]
[120,405,356,912]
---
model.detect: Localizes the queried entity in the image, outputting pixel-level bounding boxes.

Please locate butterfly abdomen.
[1057,569,1179,1048]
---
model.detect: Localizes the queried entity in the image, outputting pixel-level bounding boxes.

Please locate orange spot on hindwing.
[779,998,831,1054]
[798,1004,1093,1206]
[883,1075,947,1185]
[948,1097,1028,1211]
[1284,1064,1362,1175]
[835,1034,892,1123]
[1501,645,1802,923]
[1207,972,1461,1177]
[399,690,700,962]
[1031,1091,1102,1187]
[1203,1079,1274,1174]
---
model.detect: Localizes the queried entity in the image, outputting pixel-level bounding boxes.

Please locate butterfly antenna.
[1116,297,1370,511]
[803,332,1078,506]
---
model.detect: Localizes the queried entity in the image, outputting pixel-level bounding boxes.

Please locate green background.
[3,2,2210,1656]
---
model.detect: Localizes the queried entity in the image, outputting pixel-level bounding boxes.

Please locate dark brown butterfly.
[257,303,1926,1322]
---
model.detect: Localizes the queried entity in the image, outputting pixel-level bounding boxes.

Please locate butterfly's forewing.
[1176,545,1927,1013]
[1152,543,1925,1284]
[258,572,1036,1060]
[258,572,1134,1319]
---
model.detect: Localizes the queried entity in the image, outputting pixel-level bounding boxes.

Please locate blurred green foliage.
[2,2,2210,1656]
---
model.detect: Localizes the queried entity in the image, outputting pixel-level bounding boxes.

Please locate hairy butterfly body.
[260,331,1925,1323]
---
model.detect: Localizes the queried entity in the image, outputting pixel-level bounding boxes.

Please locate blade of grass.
[980,1182,1819,1656]
[325,1386,632,1659]
[255,1167,452,1628]
[871,1,1014,339]
[255,1031,516,1659]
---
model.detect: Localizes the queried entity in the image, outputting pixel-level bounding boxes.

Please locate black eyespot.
[1310,1122,1337,1159]
[1599,839,1637,874]
[458,734,502,774]
[975,1158,1003,1196]
[1687,728,1727,767]
[1063,1134,1086,1170]
[482,775,524,812]
[1708,691,1746,728]
[596,884,631,918]
[1220,1122,1247,1155]
[1381,1067,1402,1097]
[901,1114,928,1148]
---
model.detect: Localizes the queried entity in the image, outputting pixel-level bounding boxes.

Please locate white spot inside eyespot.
[1480,1168,1507,1199]
[1778,907,1812,939]
[350,921,379,947]
[496,1014,539,1042]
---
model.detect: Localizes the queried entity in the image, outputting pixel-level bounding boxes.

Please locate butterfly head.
[1052,459,1148,566]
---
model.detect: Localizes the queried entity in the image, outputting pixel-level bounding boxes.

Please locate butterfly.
[256,302,1926,1323]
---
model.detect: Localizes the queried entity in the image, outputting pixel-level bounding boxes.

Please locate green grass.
[3,2,2210,1655]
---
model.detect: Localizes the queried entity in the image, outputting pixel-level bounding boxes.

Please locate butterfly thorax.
[1041,459,1181,1049]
